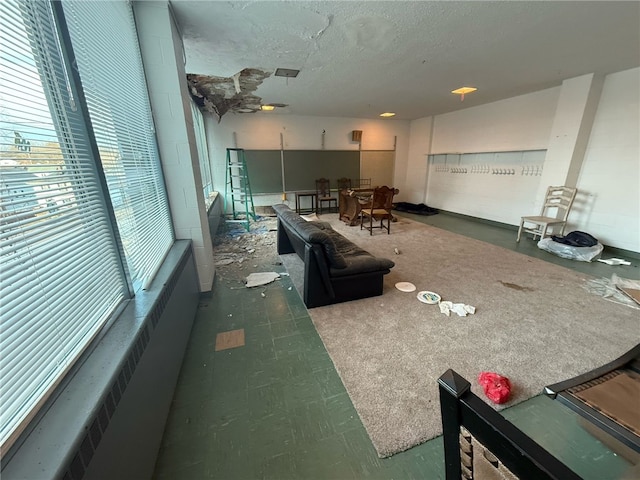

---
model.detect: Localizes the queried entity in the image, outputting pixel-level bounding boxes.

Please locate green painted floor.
[153,212,638,480]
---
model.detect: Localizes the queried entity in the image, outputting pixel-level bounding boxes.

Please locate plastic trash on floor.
[583,274,640,310]
[245,272,280,288]
[478,371,512,404]
[537,237,603,262]
[439,301,475,317]
[597,258,631,266]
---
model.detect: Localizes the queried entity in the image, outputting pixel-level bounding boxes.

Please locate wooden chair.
[517,186,577,242]
[336,177,351,191]
[360,186,398,235]
[315,178,337,214]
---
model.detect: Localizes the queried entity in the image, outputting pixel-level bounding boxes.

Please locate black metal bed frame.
[438,369,582,480]
[544,343,640,454]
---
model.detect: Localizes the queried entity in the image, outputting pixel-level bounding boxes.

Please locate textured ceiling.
[170,1,640,120]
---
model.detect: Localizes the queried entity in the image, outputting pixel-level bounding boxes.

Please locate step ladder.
[224,148,256,231]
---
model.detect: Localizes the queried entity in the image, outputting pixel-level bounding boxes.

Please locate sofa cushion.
[287,219,348,269]
[306,220,334,230]
[322,241,348,269]
[324,228,369,256]
[330,253,395,277]
[315,223,395,275]
[278,208,308,228]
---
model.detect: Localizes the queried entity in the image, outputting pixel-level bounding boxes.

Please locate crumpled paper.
[438,301,476,317]
[597,258,631,266]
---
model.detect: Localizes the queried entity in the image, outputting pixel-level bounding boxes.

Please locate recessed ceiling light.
[379,112,396,117]
[451,86,477,101]
[261,105,275,111]
[274,68,299,78]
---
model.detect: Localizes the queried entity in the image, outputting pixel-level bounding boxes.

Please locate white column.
[406,116,434,204]
[537,73,604,207]
[133,1,215,292]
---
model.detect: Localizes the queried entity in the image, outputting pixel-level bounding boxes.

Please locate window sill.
[1,240,199,480]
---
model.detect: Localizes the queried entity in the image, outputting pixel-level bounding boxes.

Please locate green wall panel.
[283,150,360,191]
[241,149,361,193]
[243,150,282,193]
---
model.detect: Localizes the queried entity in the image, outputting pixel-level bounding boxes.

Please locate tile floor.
[153,212,638,480]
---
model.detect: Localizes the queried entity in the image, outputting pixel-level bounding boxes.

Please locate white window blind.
[191,100,214,206]
[62,0,174,291]
[0,0,126,451]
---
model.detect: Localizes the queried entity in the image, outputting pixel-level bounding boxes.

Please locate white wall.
[431,88,560,153]
[404,70,639,252]
[423,87,560,225]
[574,68,640,252]
[207,114,410,207]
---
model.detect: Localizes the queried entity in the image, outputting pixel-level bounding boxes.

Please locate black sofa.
[272,204,395,308]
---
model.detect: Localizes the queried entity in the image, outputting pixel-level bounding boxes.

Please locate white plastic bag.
[537,237,603,262]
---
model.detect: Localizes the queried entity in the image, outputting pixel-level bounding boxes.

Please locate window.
[191,100,214,209]
[0,0,175,452]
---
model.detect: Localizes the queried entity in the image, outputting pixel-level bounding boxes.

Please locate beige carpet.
[282,214,640,458]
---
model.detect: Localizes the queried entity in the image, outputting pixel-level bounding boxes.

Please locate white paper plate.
[417,291,441,304]
[395,282,416,292]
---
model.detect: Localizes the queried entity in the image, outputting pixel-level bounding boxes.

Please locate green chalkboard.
[283,150,360,191]
[243,150,282,193]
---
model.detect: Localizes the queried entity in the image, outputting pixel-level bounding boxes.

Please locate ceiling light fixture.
[451,86,477,101]
[379,112,396,117]
[261,105,275,111]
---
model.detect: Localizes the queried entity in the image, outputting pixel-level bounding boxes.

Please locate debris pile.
[212,216,279,287]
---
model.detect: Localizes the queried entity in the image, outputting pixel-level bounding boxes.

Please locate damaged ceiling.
[187,68,273,121]
[172,1,640,121]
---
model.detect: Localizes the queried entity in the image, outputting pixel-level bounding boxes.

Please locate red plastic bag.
[478,371,512,404]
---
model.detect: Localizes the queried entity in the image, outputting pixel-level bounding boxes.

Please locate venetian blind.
[0,0,126,450]
[61,0,174,291]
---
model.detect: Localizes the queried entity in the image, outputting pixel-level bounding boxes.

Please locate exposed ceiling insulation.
[187,68,272,121]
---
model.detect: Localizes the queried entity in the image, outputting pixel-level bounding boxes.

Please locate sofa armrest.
[277,217,295,254]
[303,244,336,307]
